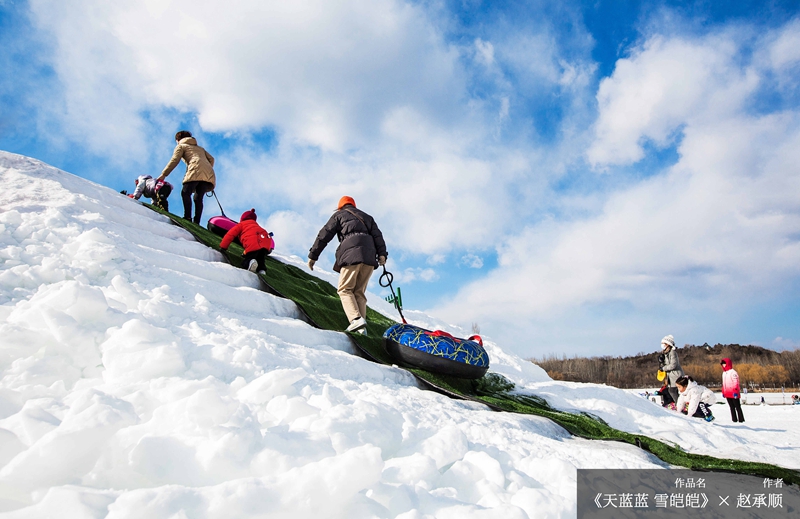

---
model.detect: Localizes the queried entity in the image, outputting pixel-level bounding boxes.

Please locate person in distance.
[675,375,716,422]
[721,358,745,423]
[658,335,685,406]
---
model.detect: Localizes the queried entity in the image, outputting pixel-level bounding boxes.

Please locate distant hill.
[533,343,800,390]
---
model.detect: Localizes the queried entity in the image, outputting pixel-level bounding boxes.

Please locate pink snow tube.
[207,215,237,236]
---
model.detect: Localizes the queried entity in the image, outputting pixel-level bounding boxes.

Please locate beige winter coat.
[160,137,216,187]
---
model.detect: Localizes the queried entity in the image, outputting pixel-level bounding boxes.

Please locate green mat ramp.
[146,205,800,484]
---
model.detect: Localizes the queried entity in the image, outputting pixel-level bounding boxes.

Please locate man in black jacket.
[308,196,388,334]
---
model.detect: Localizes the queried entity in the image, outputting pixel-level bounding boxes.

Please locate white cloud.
[768,19,800,70]
[218,138,521,255]
[587,35,756,167]
[27,0,465,155]
[474,38,495,67]
[262,210,319,259]
[772,337,800,351]
[436,27,800,352]
[426,254,446,265]
[23,1,156,160]
[23,0,556,257]
[461,253,484,269]
[496,33,565,87]
[396,267,439,284]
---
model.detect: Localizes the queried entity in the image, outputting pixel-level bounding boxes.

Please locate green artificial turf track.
[147,205,800,485]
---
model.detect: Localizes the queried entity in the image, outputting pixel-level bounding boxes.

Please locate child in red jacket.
[220,209,274,275]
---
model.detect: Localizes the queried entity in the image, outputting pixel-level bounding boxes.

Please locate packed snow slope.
[136,206,800,486]
[0,151,798,518]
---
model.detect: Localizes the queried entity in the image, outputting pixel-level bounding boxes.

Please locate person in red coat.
[220,209,274,275]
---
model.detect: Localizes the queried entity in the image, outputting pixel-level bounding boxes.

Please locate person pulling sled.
[157,130,216,224]
[220,209,273,275]
[307,196,387,335]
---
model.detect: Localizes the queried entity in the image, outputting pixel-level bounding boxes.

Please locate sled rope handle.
[379,266,407,324]
[207,190,227,218]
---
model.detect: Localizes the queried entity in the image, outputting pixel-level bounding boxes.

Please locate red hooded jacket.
[220,209,274,254]
[721,357,741,399]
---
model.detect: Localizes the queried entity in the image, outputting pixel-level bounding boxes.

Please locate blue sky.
[2,0,799,357]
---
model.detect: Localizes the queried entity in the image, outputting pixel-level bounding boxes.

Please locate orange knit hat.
[337,196,356,210]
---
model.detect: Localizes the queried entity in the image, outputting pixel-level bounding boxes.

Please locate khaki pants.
[337,263,374,322]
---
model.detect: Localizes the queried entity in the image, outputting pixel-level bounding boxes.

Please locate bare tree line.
[533,343,800,390]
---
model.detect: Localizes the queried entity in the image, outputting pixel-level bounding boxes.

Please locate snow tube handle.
[431,330,483,347]
[468,335,483,346]
[430,330,455,339]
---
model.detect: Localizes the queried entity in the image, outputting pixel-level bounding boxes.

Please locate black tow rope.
[207,190,227,217]
[379,265,407,324]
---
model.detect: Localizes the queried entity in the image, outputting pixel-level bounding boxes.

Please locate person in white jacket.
[130,174,172,211]
[675,375,716,422]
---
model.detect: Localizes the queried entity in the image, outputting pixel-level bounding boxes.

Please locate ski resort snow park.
[2,1,800,518]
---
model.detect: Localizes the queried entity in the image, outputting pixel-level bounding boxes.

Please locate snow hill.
[0,151,798,518]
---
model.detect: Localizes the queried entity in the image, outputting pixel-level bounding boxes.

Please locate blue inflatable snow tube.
[383,323,489,379]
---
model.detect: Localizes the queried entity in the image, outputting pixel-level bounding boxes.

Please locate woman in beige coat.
[157,130,216,224]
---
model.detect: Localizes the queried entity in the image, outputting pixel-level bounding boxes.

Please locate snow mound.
[0,151,797,518]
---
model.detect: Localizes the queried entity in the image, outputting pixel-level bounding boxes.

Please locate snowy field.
[632,389,800,462]
[637,389,800,406]
[0,151,798,518]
